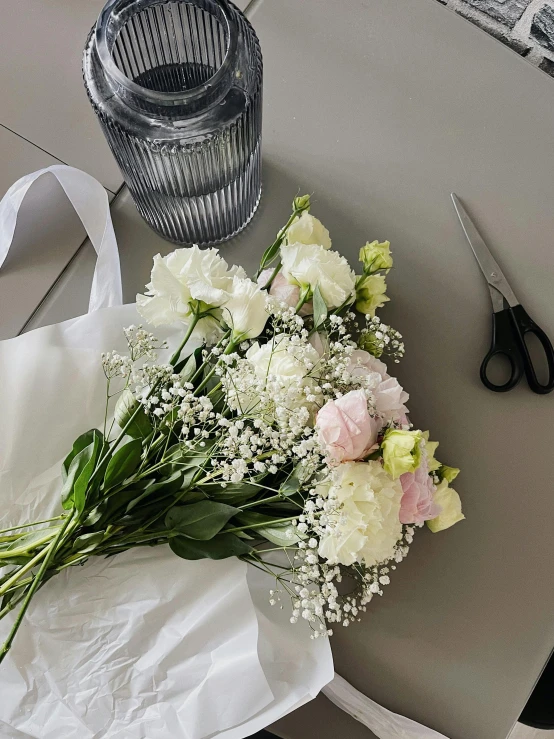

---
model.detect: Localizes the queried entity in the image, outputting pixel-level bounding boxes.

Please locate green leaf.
[313,284,328,329]
[169,532,251,560]
[4,526,62,554]
[235,511,302,547]
[125,470,187,513]
[179,348,202,383]
[268,496,304,511]
[204,374,224,412]
[61,435,101,512]
[71,531,105,554]
[259,240,281,271]
[279,464,305,496]
[1,590,14,611]
[160,439,217,477]
[198,481,260,505]
[165,501,239,540]
[62,429,103,482]
[114,389,152,439]
[103,437,143,490]
[0,556,32,566]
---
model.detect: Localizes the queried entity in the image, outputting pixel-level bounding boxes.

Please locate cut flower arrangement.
[0,195,464,661]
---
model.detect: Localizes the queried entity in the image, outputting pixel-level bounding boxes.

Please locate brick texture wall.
[438,0,554,76]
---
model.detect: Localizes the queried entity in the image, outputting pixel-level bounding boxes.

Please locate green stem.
[169,314,201,365]
[0,591,26,621]
[0,512,76,664]
[225,516,296,534]
[0,515,66,536]
[188,330,232,386]
[260,263,282,290]
[207,381,222,398]
[0,530,58,560]
[256,203,308,277]
[194,341,237,396]
[239,493,283,510]
[295,287,311,314]
[0,546,51,596]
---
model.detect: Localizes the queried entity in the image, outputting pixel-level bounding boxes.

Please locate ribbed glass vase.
[83,0,262,245]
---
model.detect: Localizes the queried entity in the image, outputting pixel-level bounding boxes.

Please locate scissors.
[451,193,554,394]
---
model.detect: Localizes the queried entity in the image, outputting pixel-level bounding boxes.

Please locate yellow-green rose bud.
[355,274,389,317]
[293,194,311,212]
[422,431,441,473]
[426,480,464,532]
[359,240,393,274]
[439,465,460,483]
[381,428,423,479]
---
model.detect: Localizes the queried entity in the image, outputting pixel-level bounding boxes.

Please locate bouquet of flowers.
[0,195,464,661]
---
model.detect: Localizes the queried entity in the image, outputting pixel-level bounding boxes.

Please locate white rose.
[222,276,269,340]
[286,211,332,250]
[318,461,403,568]
[280,243,356,309]
[137,247,244,340]
[246,333,320,388]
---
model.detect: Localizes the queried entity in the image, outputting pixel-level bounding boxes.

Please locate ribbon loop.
[0,165,122,314]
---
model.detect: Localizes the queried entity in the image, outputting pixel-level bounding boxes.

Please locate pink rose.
[347,349,388,380]
[316,389,382,464]
[346,349,409,421]
[399,460,442,524]
[258,269,312,316]
[374,376,409,416]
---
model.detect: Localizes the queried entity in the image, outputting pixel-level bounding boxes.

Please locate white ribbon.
[323,673,450,739]
[0,165,122,314]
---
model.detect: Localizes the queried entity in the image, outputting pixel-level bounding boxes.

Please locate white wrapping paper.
[0,305,333,739]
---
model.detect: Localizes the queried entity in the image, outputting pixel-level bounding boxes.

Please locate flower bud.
[293,194,311,212]
[355,274,389,317]
[381,428,423,479]
[359,240,393,274]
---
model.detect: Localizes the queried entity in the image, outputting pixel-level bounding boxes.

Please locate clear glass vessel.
[83,0,262,245]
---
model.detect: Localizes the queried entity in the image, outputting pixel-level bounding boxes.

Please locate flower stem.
[295,287,311,314]
[169,314,201,366]
[0,591,25,621]
[256,200,309,277]
[0,530,59,559]
[0,515,66,536]
[239,494,283,510]
[260,263,282,290]
[0,547,51,596]
[224,516,296,534]
[0,512,76,664]
[194,341,237,396]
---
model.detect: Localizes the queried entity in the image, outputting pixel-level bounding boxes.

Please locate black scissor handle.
[480,309,524,392]
[510,304,554,395]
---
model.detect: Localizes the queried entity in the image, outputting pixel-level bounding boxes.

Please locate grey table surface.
[2,1,554,738]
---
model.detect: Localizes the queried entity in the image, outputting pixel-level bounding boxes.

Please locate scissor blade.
[451,193,518,307]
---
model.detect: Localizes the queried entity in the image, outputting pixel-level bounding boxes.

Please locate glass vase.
[83,0,262,245]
